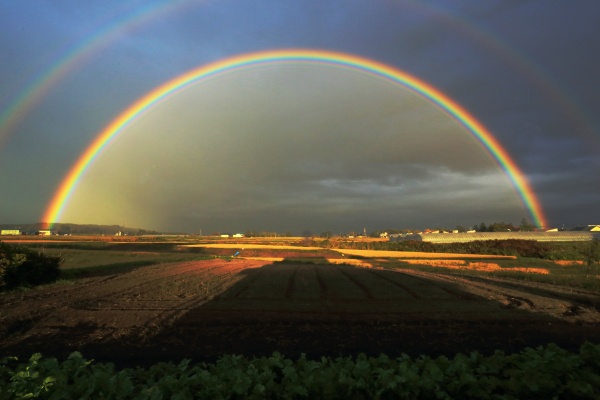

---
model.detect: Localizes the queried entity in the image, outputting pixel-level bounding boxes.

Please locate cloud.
[60,64,525,232]
[1,0,599,231]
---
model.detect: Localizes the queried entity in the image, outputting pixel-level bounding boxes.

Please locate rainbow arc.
[42,49,548,228]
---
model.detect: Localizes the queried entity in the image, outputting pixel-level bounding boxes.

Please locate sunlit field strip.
[400,259,549,275]
[185,245,517,259]
[329,249,516,259]
[185,244,322,250]
[240,257,374,267]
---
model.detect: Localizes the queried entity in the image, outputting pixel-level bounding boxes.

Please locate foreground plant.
[1,343,599,399]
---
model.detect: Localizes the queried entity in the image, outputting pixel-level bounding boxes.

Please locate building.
[389,231,597,243]
[38,230,52,236]
[0,229,21,235]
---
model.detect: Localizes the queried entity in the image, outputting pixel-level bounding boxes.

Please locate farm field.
[1,241,600,366]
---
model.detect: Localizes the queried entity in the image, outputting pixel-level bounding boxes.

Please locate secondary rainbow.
[2,1,590,150]
[42,49,548,228]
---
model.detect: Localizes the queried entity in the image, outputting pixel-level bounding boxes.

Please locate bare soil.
[1,258,600,367]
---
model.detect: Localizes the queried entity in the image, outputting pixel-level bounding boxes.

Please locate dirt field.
[1,257,600,366]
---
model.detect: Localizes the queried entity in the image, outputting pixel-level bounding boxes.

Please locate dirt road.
[1,259,599,365]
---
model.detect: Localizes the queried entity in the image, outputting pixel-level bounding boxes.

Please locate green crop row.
[2,343,599,399]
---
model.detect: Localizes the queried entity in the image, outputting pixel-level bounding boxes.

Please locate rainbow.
[42,49,548,228]
[0,0,193,147]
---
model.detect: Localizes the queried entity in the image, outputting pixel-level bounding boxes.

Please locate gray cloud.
[1,0,599,232]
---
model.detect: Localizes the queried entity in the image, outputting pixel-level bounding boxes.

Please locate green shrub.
[0,242,62,290]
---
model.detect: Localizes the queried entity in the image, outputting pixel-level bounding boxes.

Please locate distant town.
[1,222,599,243]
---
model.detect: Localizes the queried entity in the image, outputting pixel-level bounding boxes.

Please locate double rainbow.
[42,49,547,228]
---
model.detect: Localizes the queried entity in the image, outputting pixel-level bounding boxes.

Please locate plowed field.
[1,258,600,366]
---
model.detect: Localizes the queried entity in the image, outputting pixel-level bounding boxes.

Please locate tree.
[369,230,388,237]
[488,222,516,232]
[385,228,404,234]
[520,218,535,232]
[478,222,487,232]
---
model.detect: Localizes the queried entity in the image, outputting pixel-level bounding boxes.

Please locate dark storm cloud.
[0,0,599,232]
[58,63,523,233]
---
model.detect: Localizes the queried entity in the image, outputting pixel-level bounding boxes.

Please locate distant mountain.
[0,223,160,236]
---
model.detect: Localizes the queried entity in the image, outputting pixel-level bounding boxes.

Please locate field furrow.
[2,254,600,365]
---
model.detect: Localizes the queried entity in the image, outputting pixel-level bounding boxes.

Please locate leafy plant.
[1,343,599,399]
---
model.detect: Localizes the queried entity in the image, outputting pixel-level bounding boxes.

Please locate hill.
[0,223,159,236]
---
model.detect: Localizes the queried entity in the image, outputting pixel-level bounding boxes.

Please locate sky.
[0,0,599,235]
